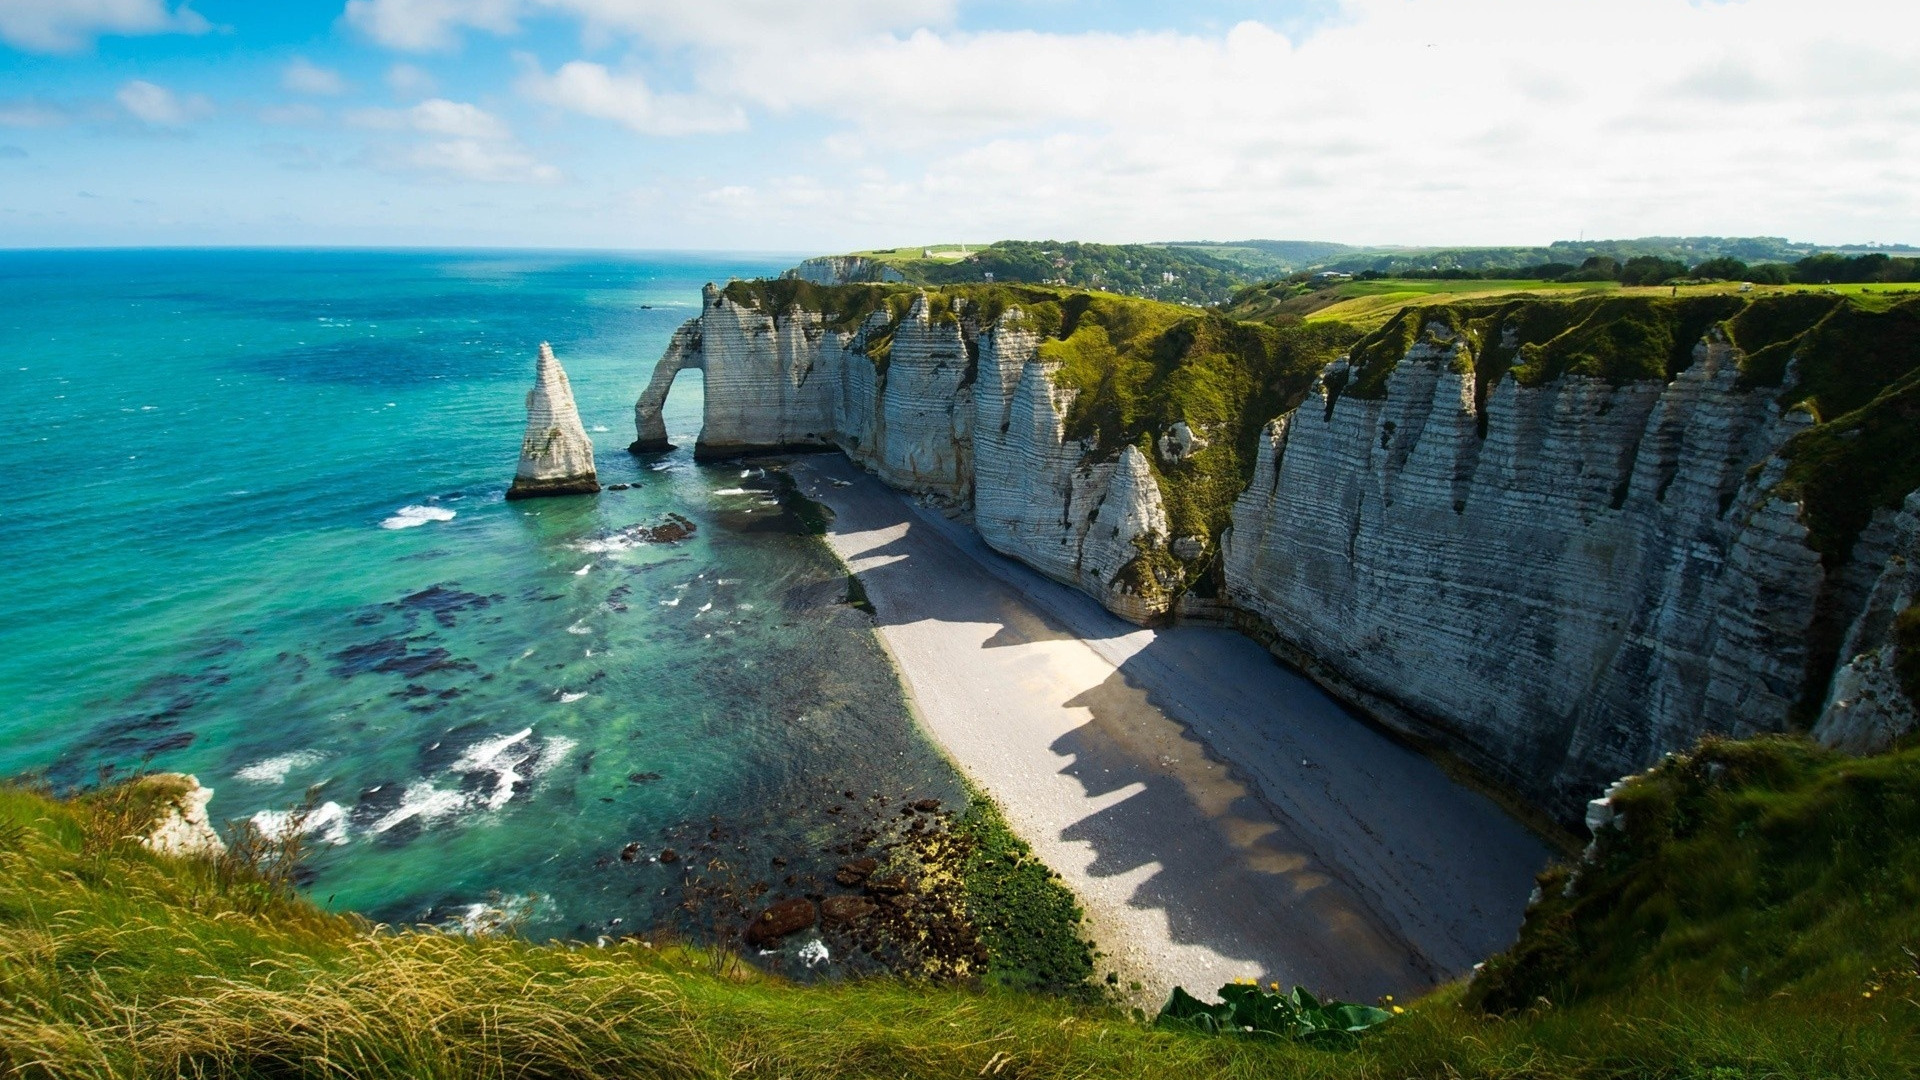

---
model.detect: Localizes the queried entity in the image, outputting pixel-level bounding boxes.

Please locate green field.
[1222,277,1920,330]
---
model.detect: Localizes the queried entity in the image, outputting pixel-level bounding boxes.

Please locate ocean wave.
[712,487,752,496]
[363,729,574,837]
[567,621,592,634]
[382,505,456,530]
[369,783,468,834]
[235,749,326,785]
[573,564,592,576]
[558,691,588,704]
[250,801,350,846]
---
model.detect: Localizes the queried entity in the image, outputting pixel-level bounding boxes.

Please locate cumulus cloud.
[283,58,348,96]
[352,97,512,139]
[0,0,208,53]
[351,97,558,183]
[343,0,519,51]
[634,0,1920,244]
[517,61,745,136]
[116,79,213,126]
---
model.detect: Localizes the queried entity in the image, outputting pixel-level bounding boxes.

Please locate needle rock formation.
[508,342,600,500]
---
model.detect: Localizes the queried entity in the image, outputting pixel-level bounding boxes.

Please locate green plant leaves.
[1156,981,1393,1045]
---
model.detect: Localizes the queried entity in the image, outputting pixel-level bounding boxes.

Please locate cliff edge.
[633,284,1920,820]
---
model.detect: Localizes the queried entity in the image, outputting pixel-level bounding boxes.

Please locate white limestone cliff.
[635,288,1912,820]
[508,342,600,500]
[141,775,227,858]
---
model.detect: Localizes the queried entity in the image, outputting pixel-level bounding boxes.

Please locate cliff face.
[508,342,599,500]
[1221,333,1829,811]
[635,286,1919,820]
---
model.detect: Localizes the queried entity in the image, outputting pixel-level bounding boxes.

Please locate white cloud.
[0,0,208,53]
[352,97,512,140]
[350,97,558,184]
[342,0,953,51]
[283,58,348,96]
[343,0,519,51]
[386,62,437,98]
[115,79,213,126]
[517,61,744,136]
[387,137,561,183]
[640,0,1920,246]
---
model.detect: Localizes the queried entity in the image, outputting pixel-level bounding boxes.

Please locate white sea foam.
[455,728,536,811]
[592,425,610,432]
[649,462,672,472]
[236,750,326,785]
[796,938,830,967]
[573,564,592,576]
[567,621,592,635]
[250,801,350,846]
[382,505,456,529]
[369,784,468,834]
[696,602,713,613]
[558,691,588,704]
[660,597,680,607]
[712,487,752,496]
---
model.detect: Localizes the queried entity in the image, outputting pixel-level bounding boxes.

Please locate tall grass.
[4,742,1918,1078]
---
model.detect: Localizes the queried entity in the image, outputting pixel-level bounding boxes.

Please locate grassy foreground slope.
[4,738,1918,1079]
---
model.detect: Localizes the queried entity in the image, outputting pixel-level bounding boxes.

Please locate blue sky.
[2,0,1916,251]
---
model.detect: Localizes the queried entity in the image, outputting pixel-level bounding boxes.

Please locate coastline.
[789,452,1554,1006]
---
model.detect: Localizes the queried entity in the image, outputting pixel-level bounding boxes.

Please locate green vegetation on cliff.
[6,743,1917,1078]
[1473,737,1920,1023]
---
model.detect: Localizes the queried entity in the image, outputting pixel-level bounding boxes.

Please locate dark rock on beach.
[744,897,817,947]
[833,857,878,887]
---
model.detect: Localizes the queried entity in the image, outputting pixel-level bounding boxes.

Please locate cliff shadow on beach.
[791,453,1553,1001]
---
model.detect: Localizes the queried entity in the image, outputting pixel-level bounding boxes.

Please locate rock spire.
[507,342,600,500]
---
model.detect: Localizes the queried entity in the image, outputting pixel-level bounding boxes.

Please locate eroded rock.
[507,342,599,500]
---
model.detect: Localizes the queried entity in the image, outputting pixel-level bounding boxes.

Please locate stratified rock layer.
[635,288,1917,820]
[1814,492,1920,753]
[508,342,599,500]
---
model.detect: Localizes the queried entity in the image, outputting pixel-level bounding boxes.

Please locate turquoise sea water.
[0,249,962,964]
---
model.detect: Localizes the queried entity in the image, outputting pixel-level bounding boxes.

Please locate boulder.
[745,897,817,947]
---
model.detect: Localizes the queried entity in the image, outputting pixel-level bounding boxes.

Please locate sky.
[1,0,1917,251]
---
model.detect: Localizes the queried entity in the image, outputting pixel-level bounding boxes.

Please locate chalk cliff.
[508,342,599,500]
[635,285,1919,819]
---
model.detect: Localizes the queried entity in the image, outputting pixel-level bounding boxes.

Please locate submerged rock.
[507,342,600,500]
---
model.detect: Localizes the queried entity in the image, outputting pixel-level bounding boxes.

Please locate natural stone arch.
[630,320,704,453]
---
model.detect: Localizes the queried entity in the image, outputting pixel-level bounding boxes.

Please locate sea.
[0,248,964,965]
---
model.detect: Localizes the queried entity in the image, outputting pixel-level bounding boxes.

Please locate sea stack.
[506,342,600,500]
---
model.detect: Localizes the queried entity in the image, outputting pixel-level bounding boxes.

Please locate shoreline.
[789,452,1554,1006]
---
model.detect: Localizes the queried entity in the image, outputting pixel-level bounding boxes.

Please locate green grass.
[1472,737,1920,1020]
[6,743,1918,1078]
[1222,277,1920,333]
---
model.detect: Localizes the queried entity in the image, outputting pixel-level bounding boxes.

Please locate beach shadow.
[791,452,1546,999]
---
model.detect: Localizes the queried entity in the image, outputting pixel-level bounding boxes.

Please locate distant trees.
[1790,252,1920,284]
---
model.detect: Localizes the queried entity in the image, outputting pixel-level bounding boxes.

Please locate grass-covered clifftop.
[6,742,1916,1078]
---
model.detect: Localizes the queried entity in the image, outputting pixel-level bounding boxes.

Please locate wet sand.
[793,454,1553,1006]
